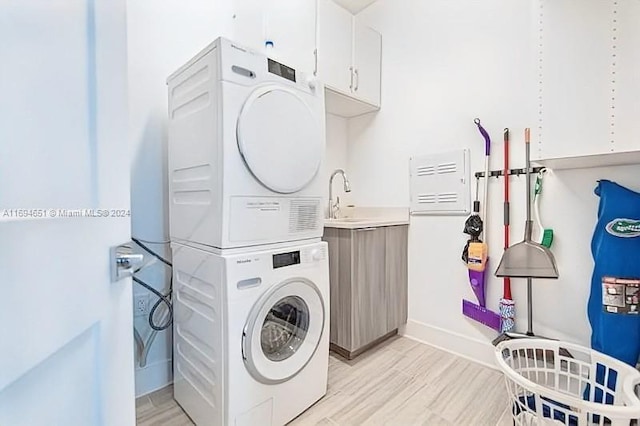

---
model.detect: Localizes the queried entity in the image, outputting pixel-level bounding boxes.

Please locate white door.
[0,2,134,426]
[264,0,317,73]
[353,20,382,106]
[317,0,353,94]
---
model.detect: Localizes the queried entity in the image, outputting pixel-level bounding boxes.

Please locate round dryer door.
[236,85,322,194]
[242,278,325,384]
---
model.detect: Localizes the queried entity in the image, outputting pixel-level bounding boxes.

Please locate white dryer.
[172,240,329,426]
[167,38,326,250]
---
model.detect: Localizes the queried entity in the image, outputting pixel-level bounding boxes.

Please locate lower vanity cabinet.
[323,224,408,359]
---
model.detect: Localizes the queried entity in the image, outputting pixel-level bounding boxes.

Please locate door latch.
[111,243,144,282]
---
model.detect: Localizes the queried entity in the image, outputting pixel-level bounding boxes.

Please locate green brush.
[533,169,554,248]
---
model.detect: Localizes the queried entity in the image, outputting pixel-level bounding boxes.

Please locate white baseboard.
[400,320,498,370]
[135,358,172,397]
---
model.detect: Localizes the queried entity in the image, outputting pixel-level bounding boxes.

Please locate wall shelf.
[533,150,640,171]
[333,0,379,14]
[325,87,380,118]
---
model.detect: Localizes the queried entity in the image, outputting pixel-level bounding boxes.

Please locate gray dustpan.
[495,221,559,278]
[495,129,559,279]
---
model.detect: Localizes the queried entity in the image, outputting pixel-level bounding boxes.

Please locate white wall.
[324,113,352,213]
[349,0,640,367]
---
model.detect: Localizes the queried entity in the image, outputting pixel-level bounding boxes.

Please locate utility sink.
[325,217,371,223]
[324,210,410,229]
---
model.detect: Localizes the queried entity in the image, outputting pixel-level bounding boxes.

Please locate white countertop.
[324,207,410,229]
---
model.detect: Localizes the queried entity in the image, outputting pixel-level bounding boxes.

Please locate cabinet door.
[351,227,387,350]
[317,0,353,93]
[385,226,408,331]
[264,0,317,73]
[322,228,353,350]
[614,0,640,153]
[353,20,381,106]
[537,0,611,160]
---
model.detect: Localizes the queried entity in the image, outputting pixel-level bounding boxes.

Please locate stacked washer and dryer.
[167,38,329,426]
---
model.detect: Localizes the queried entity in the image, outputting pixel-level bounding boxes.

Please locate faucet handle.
[330,196,341,219]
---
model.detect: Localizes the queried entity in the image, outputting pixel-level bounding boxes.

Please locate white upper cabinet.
[228,0,317,74]
[613,0,640,154]
[317,0,354,92]
[536,0,640,169]
[264,0,318,73]
[537,0,610,162]
[353,18,381,106]
[317,0,382,116]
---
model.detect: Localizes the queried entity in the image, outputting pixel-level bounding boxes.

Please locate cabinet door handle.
[313,48,318,76]
[349,66,354,91]
[354,68,359,92]
[355,227,378,231]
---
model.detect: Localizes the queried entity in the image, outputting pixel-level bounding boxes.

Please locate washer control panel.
[301,245,327,264]
[271,245,327,269]
[272,250,300,269]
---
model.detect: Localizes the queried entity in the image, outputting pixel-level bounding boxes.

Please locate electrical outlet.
[134,294,150,317]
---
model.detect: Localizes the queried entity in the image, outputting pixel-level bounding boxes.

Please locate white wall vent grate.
[409,149,470,215]
[289,199,320,233]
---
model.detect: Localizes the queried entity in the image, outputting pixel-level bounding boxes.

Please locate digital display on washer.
[267,58,296,82]
[273,251,301,269]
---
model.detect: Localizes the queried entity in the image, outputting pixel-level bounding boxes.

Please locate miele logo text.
[236,259,252,264]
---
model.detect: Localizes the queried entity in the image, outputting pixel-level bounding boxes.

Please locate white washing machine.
[167,37,326,250]
[172,240,329,426]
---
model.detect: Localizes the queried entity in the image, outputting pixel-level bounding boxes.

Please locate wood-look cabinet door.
[323,227,353,350]
[385,226,408,331]
[351,227,387,349]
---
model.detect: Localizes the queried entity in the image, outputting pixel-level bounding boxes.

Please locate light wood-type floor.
[136,336,513,425]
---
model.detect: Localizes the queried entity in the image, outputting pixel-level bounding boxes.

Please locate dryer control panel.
[267,58,296,82]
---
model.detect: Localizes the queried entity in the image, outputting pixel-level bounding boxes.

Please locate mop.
[462,118,501,331]
[499,128,515,333]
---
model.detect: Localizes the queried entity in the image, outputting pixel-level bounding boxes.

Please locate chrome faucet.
[328,169,351,219]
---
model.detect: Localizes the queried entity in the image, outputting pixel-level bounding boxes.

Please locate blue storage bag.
[588,180,640,366]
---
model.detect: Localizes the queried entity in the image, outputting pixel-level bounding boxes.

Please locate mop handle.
[503,128,510,246]
[503,128,512,299]
[474,118,491,240]
[474,118,491,156]
[525,128,531,224]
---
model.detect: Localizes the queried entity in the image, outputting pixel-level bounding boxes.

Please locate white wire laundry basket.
[495,339,640,425]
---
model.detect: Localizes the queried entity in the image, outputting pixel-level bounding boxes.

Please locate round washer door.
[237,86,322,194]
[242,278,325,384]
